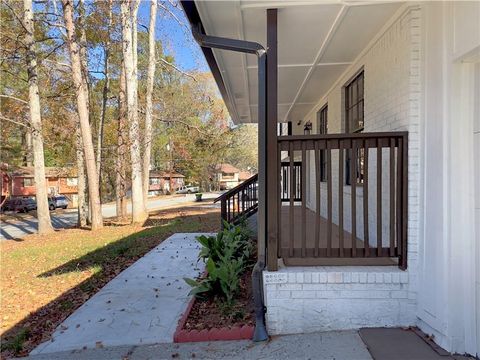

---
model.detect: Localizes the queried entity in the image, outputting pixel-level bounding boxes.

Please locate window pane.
[352,81,357,103]
[358,76,364,99]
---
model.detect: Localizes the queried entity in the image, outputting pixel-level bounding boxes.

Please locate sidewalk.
[25,331,373,360]
[31,233,211,356]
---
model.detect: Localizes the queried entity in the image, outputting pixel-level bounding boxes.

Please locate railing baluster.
[396,138,402,259]
[389,138,395,256]
[377,139,382,256]
[363,139,370,257]
[401,136,408,270]
[301,142,307,257]
[327,146,332,257]
[339,141,344,257]
[314,141,320,257]
[289,142,294,257]
[351,140,357,257]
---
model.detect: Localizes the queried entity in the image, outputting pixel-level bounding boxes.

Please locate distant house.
[148,170,185,195]
[215,164,253,190]
[5,166,78,207]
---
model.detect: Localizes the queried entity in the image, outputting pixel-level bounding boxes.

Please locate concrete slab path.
[25,331,373,360]
[31,233,213,355]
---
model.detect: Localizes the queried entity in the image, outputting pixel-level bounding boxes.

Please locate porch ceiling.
[193,1,404,124]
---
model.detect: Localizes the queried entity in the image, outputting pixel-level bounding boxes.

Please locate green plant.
[1,328,30,354]
[184,221,253,305]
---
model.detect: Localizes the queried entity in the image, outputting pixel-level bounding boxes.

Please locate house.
[215,163,241,190]
[215,164,254,190]
[148,170,185,195]
[182,0,480,357]
[7,166,78,206]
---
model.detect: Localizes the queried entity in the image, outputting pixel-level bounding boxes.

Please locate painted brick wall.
[270,6,421,333]
[263,266,417,334]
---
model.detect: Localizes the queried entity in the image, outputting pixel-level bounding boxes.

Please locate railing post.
[266,8,278,271]
[220,199,227,229]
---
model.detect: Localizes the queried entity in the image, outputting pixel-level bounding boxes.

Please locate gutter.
[180,0,268,342]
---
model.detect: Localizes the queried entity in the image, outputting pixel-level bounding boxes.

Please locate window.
[67,177,78,186]
[317,105,328,182]
[23,178,34,187]
[149,178,160,185]
[345,71,365,185]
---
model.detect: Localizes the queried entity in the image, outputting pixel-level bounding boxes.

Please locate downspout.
[192,26,269,342]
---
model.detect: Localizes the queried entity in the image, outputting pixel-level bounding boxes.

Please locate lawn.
[0,203,220,358]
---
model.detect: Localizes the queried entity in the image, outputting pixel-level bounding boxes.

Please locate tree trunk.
[96,0,112,196]
[75,121,88,227]
[120,0,147,224]
[142,0,157,205]
[23,0,53,235]
[62,0,103,230]
[116,59,128,219]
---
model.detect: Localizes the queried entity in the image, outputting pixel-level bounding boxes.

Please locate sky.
[137,1,208,72]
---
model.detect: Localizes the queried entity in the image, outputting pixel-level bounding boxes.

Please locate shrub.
[184,220,253,306]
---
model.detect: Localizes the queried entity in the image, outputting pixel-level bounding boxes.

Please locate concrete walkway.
[25,331,372,360]
[31,233,213,355]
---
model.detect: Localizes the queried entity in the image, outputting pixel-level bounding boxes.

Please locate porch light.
[304,121,312,135]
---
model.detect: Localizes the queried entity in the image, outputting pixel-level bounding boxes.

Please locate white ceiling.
[195,1,404,124]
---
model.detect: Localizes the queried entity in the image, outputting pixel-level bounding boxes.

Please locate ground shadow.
[1,206,220,358]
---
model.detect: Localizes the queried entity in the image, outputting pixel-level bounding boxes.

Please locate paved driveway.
[0,193,219,241]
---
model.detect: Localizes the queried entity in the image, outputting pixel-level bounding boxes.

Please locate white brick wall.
[268,6,421,334]
[264,266,416,335]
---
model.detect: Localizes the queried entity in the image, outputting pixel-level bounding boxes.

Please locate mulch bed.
[174,266,255,343]
[183,270,255,331]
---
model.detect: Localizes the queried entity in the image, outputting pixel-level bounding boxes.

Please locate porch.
[216,131,407,269]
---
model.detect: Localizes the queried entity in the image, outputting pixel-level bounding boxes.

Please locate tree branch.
[157,58,196,81]
[0,115,31,129]
[0,94,28,105]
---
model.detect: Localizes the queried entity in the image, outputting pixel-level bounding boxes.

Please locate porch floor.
[279,205,396,266]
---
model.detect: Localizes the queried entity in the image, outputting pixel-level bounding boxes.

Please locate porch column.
[266,8,278,271]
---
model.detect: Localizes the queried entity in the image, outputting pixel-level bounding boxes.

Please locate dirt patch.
[183,270,255,331]
[0,203,220,358]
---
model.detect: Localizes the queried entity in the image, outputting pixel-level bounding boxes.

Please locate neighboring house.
[148,170,185,195]
[215,164,253,190]
[215,163,241,190]
[182,1,480,357]
[7,166,78,207]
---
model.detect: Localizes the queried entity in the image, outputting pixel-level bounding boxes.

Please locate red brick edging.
[173,296,254,342]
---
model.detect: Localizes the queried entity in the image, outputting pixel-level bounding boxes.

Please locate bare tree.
[120,0,147,224]
[62,0,103,230]
[142,0,157,204]
[75,119,88,227]
[96,0,113,194]
[116,59,128,219]
[23,0,53,234]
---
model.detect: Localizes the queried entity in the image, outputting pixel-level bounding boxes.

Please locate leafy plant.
[184,221,254,306]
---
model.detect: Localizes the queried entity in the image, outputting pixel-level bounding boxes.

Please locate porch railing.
[280,161,302,202]
[276,132,408,269]
[214,174,258,225]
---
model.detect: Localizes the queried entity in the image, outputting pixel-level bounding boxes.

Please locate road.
[0,193,219,241]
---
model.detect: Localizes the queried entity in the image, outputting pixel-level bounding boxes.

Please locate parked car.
[13,198,37,213]
[1,198,16,212]
[176,185,200,194]
[48,195,68,210]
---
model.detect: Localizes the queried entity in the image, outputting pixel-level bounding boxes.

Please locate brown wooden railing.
[276,132,408,269]
[214,174,258,225]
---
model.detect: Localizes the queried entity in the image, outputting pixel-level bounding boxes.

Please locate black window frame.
[317,104,328,182]
[345,70,365,185]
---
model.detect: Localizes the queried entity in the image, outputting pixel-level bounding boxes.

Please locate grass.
[0,203,220,358]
